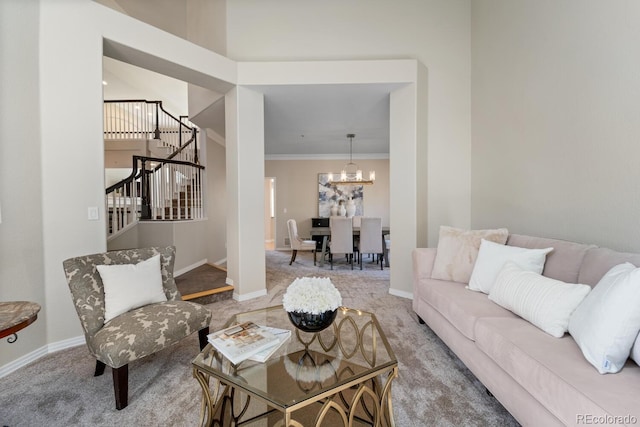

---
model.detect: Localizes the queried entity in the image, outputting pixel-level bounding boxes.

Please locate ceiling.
[103,59,392,158]
[259,84,392,158]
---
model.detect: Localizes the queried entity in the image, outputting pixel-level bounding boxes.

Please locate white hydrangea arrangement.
[282,277,342,314]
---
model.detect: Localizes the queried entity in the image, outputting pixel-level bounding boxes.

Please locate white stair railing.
[104,100,204,240]
[106,168,141,238]
[106,156,205,239]
[147,161,204,221]
[103,100,198,163]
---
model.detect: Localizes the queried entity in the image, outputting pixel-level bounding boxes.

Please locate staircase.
[104,100,205,239]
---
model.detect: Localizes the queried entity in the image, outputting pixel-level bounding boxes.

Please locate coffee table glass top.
[192,305,397,410]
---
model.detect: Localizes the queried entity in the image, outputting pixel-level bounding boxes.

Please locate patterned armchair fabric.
[90,301,211,368]
[63,246,182,338]
[62,246,212,408]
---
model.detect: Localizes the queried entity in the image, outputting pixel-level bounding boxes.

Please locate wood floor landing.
[175,263,233,304]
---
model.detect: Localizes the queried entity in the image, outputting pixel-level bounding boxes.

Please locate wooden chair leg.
[198,326,210,350]
[94,360,106,377]
[289,250,297,265]
[112,364,129,410]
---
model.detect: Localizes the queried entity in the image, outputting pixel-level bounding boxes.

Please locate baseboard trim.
[233,289,267,302]
[389,288,413,300]
[0,335,85,378]
[47,335,85,353]
[212,257,227,266]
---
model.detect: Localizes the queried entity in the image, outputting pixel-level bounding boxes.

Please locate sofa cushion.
[569,263,640,374]
[474,317,640,425]
[489,262,591,338]
[468,239,553,294]
[420,277,517,340]
[577,247,640,287]
[432,226,509,284]
[506,234,595,284]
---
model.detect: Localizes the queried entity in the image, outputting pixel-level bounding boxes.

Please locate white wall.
[0,0,47,368]
[98,0,227,55]
[227,0,472,246]
[40,0,108,346]
[206,136,227,265]
[106,224,139,251]
[97,0,187,40]
[471,0,640,252]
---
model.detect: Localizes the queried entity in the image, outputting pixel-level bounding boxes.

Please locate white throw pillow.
[568,262,640,374]
[431,226,509,284]
[489,262,591,338]
[468,239,553,294]
[97,254,167,323]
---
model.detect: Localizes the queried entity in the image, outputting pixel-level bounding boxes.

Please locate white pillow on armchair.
[97,254,168,323]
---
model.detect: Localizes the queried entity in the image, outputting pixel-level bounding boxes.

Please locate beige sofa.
[412,234,640,427]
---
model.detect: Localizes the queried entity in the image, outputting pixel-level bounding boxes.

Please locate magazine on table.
[248,327,292,363]
[207,321,282,365]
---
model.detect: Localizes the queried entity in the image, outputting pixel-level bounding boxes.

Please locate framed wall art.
[318,173,364,218]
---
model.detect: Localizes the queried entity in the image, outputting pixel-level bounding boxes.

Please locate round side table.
[0,301,41,343]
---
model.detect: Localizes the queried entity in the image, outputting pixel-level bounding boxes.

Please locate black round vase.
[287,309,337,333]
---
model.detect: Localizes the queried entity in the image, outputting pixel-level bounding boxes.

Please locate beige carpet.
[0,250,519,426]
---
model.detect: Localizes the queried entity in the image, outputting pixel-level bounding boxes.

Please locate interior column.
[225,86,267,300]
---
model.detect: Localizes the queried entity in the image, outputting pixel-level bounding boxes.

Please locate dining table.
[310,226,391,268]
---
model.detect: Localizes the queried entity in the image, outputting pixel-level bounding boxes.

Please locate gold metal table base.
[193,365,398,427]
[192,307,398,427]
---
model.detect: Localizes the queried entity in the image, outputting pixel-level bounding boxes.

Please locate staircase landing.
[175,263,232,304]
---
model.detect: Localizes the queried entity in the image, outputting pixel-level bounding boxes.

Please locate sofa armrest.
[413,248,437,278]
[412,248,437,299]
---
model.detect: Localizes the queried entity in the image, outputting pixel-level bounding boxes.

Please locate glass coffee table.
[192,305,398,427]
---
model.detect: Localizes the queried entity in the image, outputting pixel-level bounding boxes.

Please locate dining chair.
[62,246,212,410]
[329,216,354,269]
[287,219,316,265]
[351,215,363,257]
[384,233,391,267]
[358,217,384,270]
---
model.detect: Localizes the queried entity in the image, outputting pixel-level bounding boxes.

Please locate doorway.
[265,177,276,250]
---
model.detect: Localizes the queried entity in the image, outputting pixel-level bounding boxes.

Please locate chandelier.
[328,134,375,186]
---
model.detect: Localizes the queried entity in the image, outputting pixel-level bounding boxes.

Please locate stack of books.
[207,321,291,365]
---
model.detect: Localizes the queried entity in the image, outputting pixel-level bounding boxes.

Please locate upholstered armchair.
[287,219,316,265]
[62,246,212,410]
